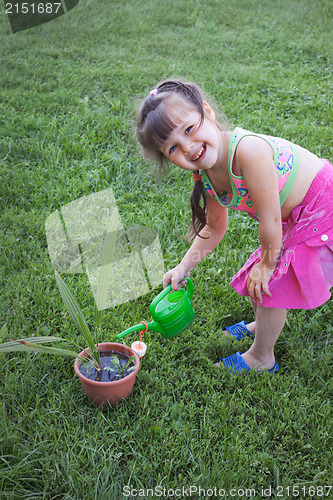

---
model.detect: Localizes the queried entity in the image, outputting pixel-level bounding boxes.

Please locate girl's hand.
[163,265,189,290]
[247,262,276,303]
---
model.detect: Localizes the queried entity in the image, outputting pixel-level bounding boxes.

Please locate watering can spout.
[116,321,161,339]
[116,278,195,340]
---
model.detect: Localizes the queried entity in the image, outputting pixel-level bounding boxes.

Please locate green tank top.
[199,127,300,217]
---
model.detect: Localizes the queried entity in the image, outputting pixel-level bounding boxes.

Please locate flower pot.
[74,342,140,407]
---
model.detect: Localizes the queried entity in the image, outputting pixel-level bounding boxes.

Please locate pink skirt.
[230,160,333,309]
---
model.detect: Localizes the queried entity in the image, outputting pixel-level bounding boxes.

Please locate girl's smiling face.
[161,102,222,172]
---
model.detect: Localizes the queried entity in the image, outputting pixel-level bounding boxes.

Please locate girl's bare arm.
[163,196,228,289]
[236,136,283,302]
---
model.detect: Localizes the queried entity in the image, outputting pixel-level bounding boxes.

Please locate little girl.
[136,79,333,373]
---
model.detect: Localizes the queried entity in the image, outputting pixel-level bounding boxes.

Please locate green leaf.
[122,355,135,371]
[103,365,113,372]
[8,336,66,344]
[0,337,100,370]
[54,271,101,368]
[94,225,119,311]
[170,402,181,421]
[54,271,91,337]
[110,354,120,367]
[0,339,78,357]
[93,305,104,328]
[75,313,100,367]
[0,324,7,342]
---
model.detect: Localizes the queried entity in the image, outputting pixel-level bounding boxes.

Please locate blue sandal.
[223,321,253,341]
[221,351,279,374]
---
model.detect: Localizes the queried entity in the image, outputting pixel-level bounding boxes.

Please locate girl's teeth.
[193,145,204,160]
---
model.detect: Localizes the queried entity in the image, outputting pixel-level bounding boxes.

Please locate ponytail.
[186,171,208,241]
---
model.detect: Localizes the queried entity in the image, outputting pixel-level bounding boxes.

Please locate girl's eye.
[185,126,192,135]
[169,145,176,155]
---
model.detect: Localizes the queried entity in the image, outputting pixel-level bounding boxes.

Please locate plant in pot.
[0,272,140,407]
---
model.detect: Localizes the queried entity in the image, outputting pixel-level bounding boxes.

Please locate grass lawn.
[0,0,332,498]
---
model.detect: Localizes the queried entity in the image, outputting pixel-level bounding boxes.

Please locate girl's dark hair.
[136,79,225,240]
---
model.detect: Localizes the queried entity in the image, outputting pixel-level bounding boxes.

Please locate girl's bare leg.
[222,298,257,337]
[241,305,287,370]
[220,300,286,370]
[245,298,257,334]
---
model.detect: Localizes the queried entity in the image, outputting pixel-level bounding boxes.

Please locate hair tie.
[150,88,158,96]
[192,173,202,182]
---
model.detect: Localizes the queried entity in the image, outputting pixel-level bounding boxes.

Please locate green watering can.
[116,278,195,340]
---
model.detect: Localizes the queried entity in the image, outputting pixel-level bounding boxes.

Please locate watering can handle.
[185,277,193,301]
[150,277,193,311]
